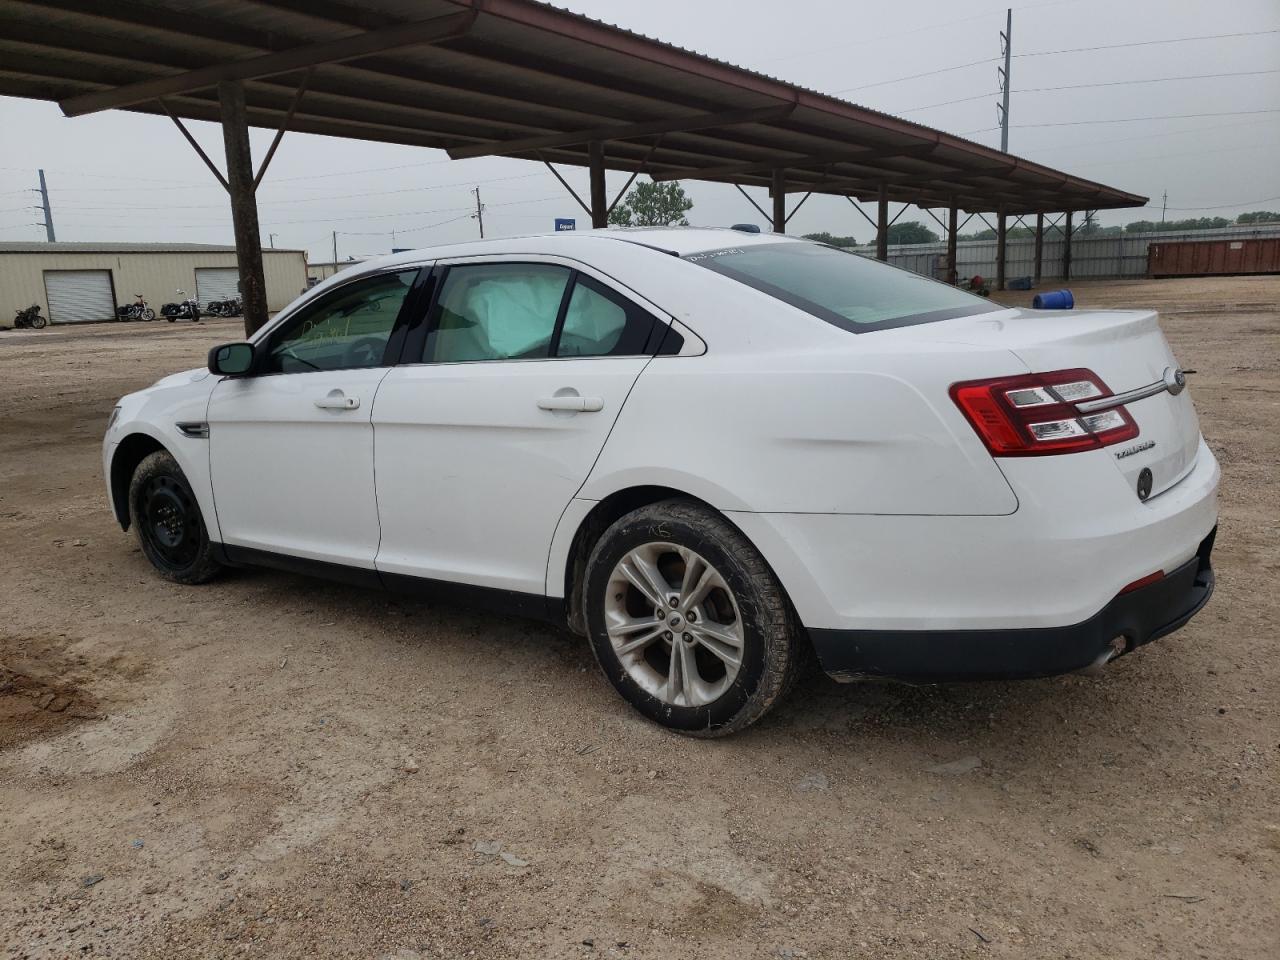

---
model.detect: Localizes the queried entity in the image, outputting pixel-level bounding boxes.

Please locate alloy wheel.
[603,542,744,708]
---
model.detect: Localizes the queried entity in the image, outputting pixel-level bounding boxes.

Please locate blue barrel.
[1032,289,1074,310]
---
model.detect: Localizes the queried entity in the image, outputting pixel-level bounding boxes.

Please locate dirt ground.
[1,277,1277,960]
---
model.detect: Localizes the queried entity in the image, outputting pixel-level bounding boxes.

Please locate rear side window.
[422,262,659,363]
[556,275,655,358]
[686,242,998,333]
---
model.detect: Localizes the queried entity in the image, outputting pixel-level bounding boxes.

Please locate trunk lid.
[935,307,1202,498]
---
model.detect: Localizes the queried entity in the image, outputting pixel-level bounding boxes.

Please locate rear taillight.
[950,368,1138,456]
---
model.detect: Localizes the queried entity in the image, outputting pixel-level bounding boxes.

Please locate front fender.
[104,374,219,538]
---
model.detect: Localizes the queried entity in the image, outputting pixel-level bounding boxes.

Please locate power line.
[831,57,998,95]
[899,92,998,113]
[1162,195,1280,212]
[1018,67,1280,93]
[1015,27,1280,58]
[961,108,1280,134]
[1014,108,1280,128]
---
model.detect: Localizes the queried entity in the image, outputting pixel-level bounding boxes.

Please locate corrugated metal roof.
[0,0,1146,214]
[0,242,305,254]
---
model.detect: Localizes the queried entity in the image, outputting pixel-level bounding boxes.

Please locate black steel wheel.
[128,450,223,584]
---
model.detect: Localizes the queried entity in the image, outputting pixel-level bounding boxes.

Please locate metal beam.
[446,103,793,160]
[734,184,771,224]
[771,168,786,234]
[996,208,1008,291]
[253,67,312,191]
[589,140,607,229]
[1034,212,1044,285]
[947,202,958,286]
[157,98,228,191]
[1063,210,1074,280]
[876,184,888,262]
[650,143,940,183]
[540,156,591,217]
[59,10,477,116]
[217,80,268,337]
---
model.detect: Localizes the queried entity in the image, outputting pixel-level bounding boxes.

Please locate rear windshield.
[686,242,998,333]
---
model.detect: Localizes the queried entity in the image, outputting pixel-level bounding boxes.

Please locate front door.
[208,268,420,569]
[372,259,660,596]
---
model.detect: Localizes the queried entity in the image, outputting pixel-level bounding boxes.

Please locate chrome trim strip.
[176,421,209,439]
[1076,367,1185,414]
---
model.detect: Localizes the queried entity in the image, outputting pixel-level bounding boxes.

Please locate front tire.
[583,500,803,737]
[128,450,223,584]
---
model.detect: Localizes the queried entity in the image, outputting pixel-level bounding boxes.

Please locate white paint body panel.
[105,228,1220,642]
[207,369,390,567]
[372,356,648,593]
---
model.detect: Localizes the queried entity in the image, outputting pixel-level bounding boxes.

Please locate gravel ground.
[1,277,1277,959]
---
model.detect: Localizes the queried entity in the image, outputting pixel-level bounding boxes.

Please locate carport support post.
[1034,212,1044,286]
[771,168,786,234]
[946,201,958,286]
[218,80,268,337]
[588,140,608,229]
[996,208,1008,292]
[1063,210,1074,281]
[875,184,888,262]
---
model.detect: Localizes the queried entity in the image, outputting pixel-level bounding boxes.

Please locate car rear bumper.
[810,527,1215,681]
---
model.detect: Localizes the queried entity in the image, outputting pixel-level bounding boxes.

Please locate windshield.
[686,242,999,333]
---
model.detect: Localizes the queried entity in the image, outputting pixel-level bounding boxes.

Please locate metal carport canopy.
[0,0,1147,330]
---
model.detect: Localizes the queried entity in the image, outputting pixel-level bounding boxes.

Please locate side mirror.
[208,342,255,376]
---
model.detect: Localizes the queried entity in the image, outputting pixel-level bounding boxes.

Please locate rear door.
[372,257,661,596]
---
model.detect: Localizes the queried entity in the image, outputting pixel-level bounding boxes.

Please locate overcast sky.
[2,0,1277,261]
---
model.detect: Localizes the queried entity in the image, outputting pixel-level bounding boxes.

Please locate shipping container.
[1148,238,1280,278]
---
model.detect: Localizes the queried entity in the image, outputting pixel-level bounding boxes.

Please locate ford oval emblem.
[1137,467,1154,501]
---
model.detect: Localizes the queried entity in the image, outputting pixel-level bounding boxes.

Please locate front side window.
[425,263,571,363]
[686,242,998,333]
[265,270,418,373]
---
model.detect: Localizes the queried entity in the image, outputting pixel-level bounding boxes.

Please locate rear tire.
[128,450,223,584]
[583,499,803,737]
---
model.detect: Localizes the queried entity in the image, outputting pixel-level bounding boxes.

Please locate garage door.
[43,269,115,323]
[195,267,241,307]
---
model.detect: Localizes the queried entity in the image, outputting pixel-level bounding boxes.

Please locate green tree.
[802,231,859,247]
[1237,211,1280,224]
[885,221,939,244]
[607,180,693,227]
[1125,217,1231,233]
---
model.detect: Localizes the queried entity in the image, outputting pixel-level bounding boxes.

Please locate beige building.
[306,258,366,285]
[1,242,308,324]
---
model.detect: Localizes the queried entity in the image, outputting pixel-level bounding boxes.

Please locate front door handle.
[315,389,360,411]
[538,395,604,413]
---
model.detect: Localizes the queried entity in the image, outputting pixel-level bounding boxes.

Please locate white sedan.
[103,228,1219,736]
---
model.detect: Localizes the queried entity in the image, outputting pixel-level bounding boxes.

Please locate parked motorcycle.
[116,293,156,322]
[13,304,47,329]
[160,290,201,323]
[206,296,242,317]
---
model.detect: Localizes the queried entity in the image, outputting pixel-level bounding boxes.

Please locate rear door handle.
[315,389,360,410]
[538,395,603,413]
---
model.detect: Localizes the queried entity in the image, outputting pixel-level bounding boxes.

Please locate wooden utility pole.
[217,80,268,336]
[472,186,485,238]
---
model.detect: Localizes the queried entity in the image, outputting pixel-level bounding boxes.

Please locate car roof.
[351,226,802,274]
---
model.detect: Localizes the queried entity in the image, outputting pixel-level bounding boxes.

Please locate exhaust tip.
[1078,636,1128,677]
